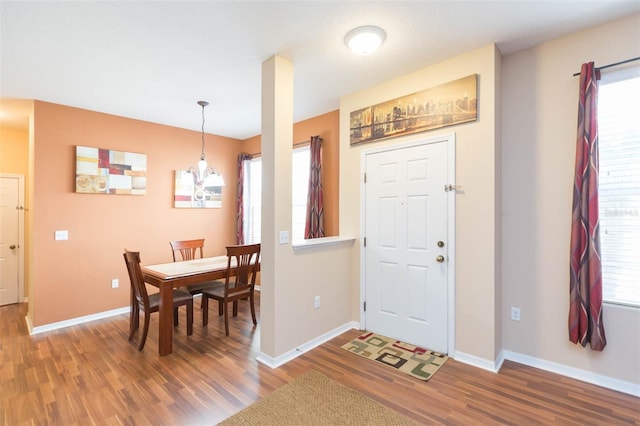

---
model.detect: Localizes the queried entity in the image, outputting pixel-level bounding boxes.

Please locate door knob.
[436,255,445,263]
[9,245,16,250]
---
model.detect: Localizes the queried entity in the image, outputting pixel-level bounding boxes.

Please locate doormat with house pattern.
[341,332,448,381]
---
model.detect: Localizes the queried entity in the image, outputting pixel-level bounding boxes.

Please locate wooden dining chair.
[123,249,193,351]
[169,239,224,312]
[169,238,206,262]
[201,243,260,336]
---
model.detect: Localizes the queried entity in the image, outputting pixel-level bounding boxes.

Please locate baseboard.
[256,320,359,368]
[452,349,503,373]
[453,348,638,396]
[28,306,129,335]
[503,350,640,397]
[24,313,34,334]
[453,347,639,397]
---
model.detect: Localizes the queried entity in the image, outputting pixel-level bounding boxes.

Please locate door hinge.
[363,237,366,247]
[363,301,366,312]
[364,173,367,183]
[444,184,462,192]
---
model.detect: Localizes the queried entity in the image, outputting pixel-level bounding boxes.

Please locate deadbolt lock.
[437,241,445,248]
[436,255,445,263]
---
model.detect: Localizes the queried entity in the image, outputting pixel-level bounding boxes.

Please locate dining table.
[141,255,234,356]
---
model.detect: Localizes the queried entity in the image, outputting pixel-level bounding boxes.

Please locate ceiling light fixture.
[344,25,386,55]
[188,100,224,192]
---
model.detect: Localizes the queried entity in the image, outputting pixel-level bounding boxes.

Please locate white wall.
[502,14,640,387]
[340,44,501,363]
[262,14,639,394]
[259,56,355,361]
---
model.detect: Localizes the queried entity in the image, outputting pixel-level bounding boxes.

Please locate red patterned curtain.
[569,62,606,351]
[304,136,325,239]
[236,154,252,245]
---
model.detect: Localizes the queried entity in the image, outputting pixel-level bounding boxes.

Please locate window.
[243,157,262,244]
[242,146,310,244]
[598,68,640,307]
[291,146,310,240]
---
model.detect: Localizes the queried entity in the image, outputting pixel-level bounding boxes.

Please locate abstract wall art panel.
[174,170,222,208]
[75,146,147,195]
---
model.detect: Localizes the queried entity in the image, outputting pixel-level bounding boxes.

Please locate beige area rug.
[217,370,417,426]
[341,332,448,381]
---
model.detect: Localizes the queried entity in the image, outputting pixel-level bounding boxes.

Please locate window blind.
[598,72,640,306]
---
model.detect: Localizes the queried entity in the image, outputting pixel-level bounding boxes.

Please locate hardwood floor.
[1,294,638,425]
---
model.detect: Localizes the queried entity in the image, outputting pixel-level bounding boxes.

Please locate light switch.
[279,230,289,245]
[54,230,69,241]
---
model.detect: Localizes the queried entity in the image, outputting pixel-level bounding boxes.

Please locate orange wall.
[29,102,340,326]
[31,101,242,326]
[241,110,340,236]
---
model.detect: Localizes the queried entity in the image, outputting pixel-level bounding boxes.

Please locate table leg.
[158,283,174,356]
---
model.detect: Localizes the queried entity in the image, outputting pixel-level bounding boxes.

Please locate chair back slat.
[123,250,150,311]
[169,239,205,261]
[225,244,260,296]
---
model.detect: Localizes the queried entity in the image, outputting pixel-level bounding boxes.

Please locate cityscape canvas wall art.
[350,74,478,145]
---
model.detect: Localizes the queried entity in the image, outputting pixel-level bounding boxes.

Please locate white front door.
[0,175,23,306]
[364,137,452,353]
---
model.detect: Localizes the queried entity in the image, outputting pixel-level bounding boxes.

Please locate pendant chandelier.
[188,100,224,187]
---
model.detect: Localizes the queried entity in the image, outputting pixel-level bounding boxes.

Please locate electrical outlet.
[511,306,521,321]
[314,296,320,309]
[111,279,119,289]
[54,230,69,240]
[279,230,289,244]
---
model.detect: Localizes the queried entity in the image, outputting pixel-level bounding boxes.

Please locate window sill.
[292,236,356,250]
[604,300,640,310]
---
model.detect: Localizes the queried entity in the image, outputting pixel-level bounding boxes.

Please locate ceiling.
[1,1,638,140]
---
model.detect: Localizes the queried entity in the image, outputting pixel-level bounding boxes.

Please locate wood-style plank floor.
[1,294,638,425]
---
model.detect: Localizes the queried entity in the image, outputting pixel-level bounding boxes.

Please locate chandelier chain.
[200,103,206,160]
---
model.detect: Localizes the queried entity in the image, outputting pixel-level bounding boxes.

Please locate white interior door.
[0,175,23,306]
[364,139,451,353]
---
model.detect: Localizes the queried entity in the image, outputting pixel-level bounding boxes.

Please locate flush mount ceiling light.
[344,25,386,55]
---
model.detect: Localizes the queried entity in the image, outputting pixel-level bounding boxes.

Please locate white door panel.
[365,140,450,353]
[0,176,21,306]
